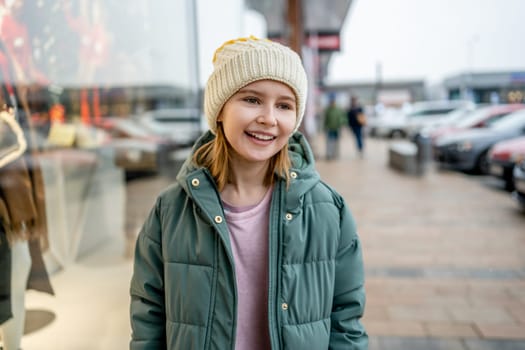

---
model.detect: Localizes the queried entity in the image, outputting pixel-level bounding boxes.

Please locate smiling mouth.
[246,131,276,141]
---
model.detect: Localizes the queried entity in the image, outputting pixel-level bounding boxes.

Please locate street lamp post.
[464,35,479,101]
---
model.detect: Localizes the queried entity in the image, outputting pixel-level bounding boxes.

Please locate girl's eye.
[278,103,293,110]
[243,97,260,104]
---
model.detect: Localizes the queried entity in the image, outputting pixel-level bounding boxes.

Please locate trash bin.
[415,134,432,175]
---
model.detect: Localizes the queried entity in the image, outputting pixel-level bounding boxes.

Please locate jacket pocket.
[282,318,330,349]
[165,262,213,328]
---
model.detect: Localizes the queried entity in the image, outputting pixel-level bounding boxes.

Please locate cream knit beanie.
[204,36,308,134]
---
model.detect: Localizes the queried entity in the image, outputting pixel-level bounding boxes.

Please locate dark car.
[433,109,525,174]
[512,159,525,208]
[487,136,525,191]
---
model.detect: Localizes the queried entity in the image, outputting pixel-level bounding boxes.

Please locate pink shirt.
[222,187,273,350]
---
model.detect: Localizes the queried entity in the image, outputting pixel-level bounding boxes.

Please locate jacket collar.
[176,130,320,207]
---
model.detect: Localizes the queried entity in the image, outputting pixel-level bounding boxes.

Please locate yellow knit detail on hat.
[212,35,264,63]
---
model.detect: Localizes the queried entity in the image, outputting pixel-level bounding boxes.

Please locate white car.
[368,107,408,138]
[403,100,476,139]
[369,101,475,139]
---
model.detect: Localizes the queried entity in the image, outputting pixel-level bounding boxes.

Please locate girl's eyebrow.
[237,88,296,102]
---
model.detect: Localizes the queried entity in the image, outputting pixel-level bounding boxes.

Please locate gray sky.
[326,0,525,84]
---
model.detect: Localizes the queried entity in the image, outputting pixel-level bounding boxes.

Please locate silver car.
[433,109,525,174]
[138,108,203,147]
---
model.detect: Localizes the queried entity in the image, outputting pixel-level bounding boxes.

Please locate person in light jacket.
[130,36,368,350]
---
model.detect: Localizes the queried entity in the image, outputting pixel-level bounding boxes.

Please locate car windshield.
[490,110,525,130]
[407,107,456,118]
[454,108,492,128]
[441,108,473,124]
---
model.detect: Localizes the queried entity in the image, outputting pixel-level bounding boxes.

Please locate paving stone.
[449,306,515,324]
[507,305,525,324]
[373,336,467,350]
[423,321,480,338]
[369,336,525,350]
[476,323,525,340]
[364,320,426,337]
[463,338,525,350]
[388,305,451,322]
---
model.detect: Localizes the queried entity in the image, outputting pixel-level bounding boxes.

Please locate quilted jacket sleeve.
[130,199,166,349]
[329,200,368,349]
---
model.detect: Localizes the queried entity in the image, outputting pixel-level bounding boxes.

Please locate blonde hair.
[192,125,291,192]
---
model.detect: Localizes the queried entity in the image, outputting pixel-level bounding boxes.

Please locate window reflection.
[0,1,200,348]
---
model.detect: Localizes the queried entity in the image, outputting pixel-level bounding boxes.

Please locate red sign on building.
[306,33,341,52]
[268,32,341,52]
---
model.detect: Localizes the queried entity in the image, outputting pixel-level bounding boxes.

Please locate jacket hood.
[176,130,320,201]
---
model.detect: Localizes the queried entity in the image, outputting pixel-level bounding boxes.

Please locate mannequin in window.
[0,5,54,347]
[0,107,53,350]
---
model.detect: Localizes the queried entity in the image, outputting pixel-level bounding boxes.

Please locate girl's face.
[218,79,296,166]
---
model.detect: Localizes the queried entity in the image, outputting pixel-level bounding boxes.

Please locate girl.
[130,36,367,349]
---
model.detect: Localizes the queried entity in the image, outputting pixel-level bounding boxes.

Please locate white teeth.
[249,132,274,141]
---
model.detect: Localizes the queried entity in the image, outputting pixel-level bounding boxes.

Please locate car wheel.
[504,179,515,192]
[475,151,490,175]
[503,169,515,192]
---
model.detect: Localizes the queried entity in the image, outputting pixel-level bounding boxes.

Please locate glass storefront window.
[0,1,202,348]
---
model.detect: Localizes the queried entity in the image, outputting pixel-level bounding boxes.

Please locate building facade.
[444,71,525,104]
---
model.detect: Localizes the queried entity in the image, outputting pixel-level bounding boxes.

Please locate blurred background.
[1,0,524,349]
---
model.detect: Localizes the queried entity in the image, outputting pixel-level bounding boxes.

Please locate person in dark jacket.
[130,36,367,350]
[347,95,366,157]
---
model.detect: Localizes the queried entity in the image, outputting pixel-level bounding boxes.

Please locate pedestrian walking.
[323,96,346,160]
[347,95,367,157]
[129,36,367,350]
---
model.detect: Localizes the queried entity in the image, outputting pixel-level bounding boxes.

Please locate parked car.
[138,108,203,147]
[370,100,475,139]
[427,104,525,145]
[512,159,525,208]
[95,118,181,174]
[418,107,478,138]
[368,107,408,138]
[433,109,525,174]
[487,136,525,191]
[403,100,475,138]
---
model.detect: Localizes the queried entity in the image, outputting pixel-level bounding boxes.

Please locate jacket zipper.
[203,234,219,350]
[268,182,283,349]
[219,223,238,350]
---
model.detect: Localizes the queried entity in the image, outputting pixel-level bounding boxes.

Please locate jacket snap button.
[281,303,288,310]
[290,171,297,179]
[285,213,293,221]
[191,178,200,187]
[214,216,223,224]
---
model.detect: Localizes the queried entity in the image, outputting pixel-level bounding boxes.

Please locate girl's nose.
[257,105,277,126]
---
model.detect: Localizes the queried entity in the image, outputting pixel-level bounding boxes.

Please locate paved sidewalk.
[311,132,525,349]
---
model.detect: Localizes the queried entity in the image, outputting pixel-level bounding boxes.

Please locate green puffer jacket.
[130,131,367,349]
